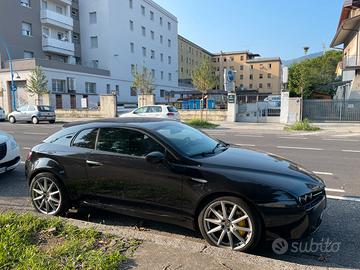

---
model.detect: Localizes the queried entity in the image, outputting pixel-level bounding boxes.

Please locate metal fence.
[303,100,360,122]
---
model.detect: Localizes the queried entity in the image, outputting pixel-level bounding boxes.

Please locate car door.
[84,127,184,221]
[27,105,37,121]
[146,106,163,118]
[16,105,28,121]
[132,106,148,117]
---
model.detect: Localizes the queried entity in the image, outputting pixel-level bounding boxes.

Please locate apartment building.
[178,35,213,86]
[79,0,179,103]
[331,0,360,99]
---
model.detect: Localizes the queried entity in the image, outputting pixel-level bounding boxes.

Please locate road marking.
[323,139,359,142]
[278,136,308,140]
[23,132,48,136]
[277,146,323,151]
[327,195,360,202]
[313,171,333,176]
[325,188,345,193]
[23,147,31,150]
[235,134,264,138]
[235,144,256,147]
[20,161,25,164]
[342,150,360,153]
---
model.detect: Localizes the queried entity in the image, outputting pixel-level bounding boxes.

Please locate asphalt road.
[0,122,359,269]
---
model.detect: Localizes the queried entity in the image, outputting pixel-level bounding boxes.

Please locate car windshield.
[37,106,54,112]
[152,122,225,157]
[167,106,178,112]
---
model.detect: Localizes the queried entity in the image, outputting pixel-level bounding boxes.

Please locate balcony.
[42,37,75,56]
[41,9,73,30]
[343,55,360,69]
[344,0,360,8]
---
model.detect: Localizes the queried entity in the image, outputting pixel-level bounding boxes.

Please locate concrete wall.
[280,92,301,124]
[179,110,227,122]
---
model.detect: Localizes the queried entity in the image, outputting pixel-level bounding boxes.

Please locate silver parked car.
[8,105,56,124]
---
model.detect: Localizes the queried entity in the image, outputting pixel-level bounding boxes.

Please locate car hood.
[0,131,11,144]
[199,147,325,196]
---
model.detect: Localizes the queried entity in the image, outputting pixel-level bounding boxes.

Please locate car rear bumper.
[0,156,21,174]
[39,116,56,121]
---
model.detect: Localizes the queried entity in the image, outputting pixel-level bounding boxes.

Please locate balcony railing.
[42,37,75,56]
[41,9,73,30]
[343,55,360,69]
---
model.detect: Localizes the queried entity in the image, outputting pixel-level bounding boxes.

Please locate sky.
[155,0,344,60]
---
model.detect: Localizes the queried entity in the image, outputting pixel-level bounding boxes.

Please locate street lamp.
[0,36,17,111]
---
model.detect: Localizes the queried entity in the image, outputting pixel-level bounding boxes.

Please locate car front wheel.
[30,172,69,216]
[198,196,262,252]
[9,116,16,124]
[32,116,39,124]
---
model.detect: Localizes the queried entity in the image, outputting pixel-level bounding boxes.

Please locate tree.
[191,59,217,110]
[132,66,155,95]
[26,66,48,105]
[288,50,342,98]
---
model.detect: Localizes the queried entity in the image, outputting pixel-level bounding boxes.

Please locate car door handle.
[190,177,208,184]
[86,160,103,167]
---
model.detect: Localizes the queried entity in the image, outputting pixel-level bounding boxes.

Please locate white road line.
[23,132,48,136]
[342,149,360,153]
[23,147,31,150]
[327,195,360,202]
[325,188,345,193]
[278,136,308,140]
[313,171,334,176]
[277,146,323,151]
[235,144,256,147]
[323,139,359,142]
[20,161,25,164]
[235,134,264,138]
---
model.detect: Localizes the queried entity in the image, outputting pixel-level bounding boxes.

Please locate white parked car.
[0,131,20,174]
[120,105,180,120]
[0,107,5,121]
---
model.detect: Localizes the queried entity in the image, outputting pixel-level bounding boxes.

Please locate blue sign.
[227,70,234,82]
[11,84,17,92]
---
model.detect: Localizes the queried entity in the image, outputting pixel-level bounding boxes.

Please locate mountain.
[283,52,324,67]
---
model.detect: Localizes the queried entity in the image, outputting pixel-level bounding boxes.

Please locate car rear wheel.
[30,173,69,216]
[198,196,262,252]
[9,116,16,124]
[32,116,39,124]
[49,120,55,124]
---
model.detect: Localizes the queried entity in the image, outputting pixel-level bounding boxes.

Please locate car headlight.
[9,138,18,150]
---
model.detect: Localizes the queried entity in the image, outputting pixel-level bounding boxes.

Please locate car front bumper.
[0,145,21,174]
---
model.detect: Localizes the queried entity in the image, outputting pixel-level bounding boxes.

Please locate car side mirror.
[145,151,165,164]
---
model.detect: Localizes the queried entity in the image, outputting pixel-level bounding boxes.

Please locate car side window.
[72,129,98,149]
[18,106,28,112]
[28,105,36,111]
[134,107,147,114]
[148,106,162,113]
[96,128,164,157]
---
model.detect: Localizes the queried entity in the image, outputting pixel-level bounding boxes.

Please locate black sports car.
[25,118,326,252]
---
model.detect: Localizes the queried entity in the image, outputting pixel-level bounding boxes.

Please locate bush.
[186,119,219,129]
[284,118,320,131]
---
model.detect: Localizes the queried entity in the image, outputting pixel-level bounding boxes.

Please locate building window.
[116,85,119,95]
[240,65,244,71]
[239,74,243,80]
[168,73,172,81]
[150,11,154,20]
[89,12,97,24]
[72,32,80,44]
[67,77,75,91]
[230,56,234,61]
[268,63,272,69]
[85,82,96,94]
[240,55,244,61]
[249,84,253,89]
[259,83,263,89]
[267,73,272,79]
[168,56,171,64]
[167,22,171,31]
[249,74,253,80]
[151,69,155,79]
[160,35,163,44]
[250,65,254,70]
[106,84,111,94]
[90,36,98,48]
[160,89,165,97]
[91,60,99,68]
[56,5,63,14]
[142,47,146,57]
[52,79,66,93]
[267,83,272,89]
[21,22,32,36]
[160,16,163,25]
[130,87,137,96]
[141,26,146,36]
[151,50,155,59]
[259,74,263,79]
[129,0,133,9]
[23,51,34,59]
[160,53,163,62]
[141,5,145,15]
[130,42,134,53]
[20,0,31,8]
[41,0,47,9]
[151,30,154,40]
[129,20,134,31]
[71,8,79,20]
[131,64,136,74]
[168,39,171,47]
[161,71,164,80]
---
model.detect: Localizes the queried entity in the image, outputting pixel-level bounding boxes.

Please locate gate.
[303,100,360,122]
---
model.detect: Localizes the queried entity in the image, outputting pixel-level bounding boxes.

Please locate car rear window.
[37,106,54,112]
[167,106,177,112]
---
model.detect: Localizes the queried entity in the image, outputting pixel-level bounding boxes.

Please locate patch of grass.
[0,211,140,270]
[284,118,320,131]
[186,119,219,129]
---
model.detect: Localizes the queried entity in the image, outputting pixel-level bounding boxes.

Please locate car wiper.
[190,141,229,158]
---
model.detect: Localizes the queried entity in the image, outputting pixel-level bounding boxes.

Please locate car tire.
[30,172,70,216]
[9,116,16,124]
[198,196,262,252]
[32,116,39,124]
[49,120,55,124]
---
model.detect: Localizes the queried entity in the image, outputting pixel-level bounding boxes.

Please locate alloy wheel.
[31,177,62,215]
[203,200,253,250]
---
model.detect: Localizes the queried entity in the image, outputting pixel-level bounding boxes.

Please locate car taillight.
[26,151,32,161]
[167,112,175,117]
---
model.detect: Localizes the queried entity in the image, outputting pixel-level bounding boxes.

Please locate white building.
[79,0,179,104]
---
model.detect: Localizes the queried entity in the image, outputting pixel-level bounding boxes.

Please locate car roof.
[63,117,176,129]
